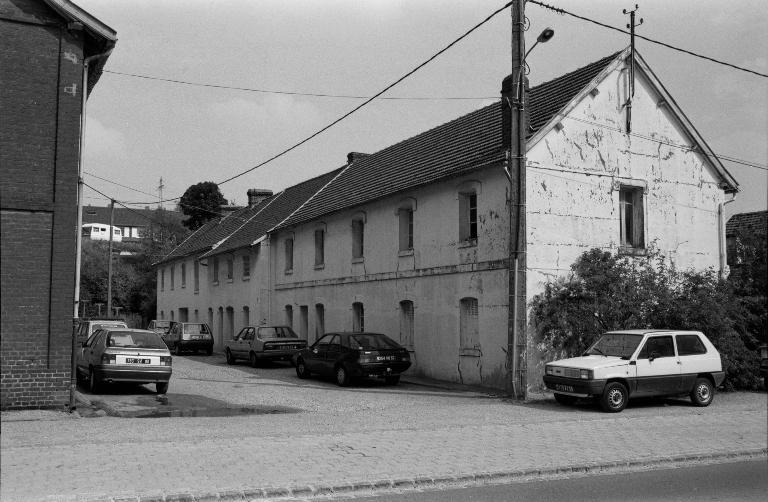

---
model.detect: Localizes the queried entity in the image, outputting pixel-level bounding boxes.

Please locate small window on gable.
[285,238,294,272]
[213,257,219,283]
[315,229,325,267]
[620,185,645,250]
[243,255,250,278]
[352,215,365,260]
[459,191,478,242]
[226,257,233,280]
[399,209,414,251]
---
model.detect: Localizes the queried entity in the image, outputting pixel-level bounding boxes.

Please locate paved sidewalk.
[2,357,766,501]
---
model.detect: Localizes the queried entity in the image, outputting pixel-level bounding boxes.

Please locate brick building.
[0,0,116,409]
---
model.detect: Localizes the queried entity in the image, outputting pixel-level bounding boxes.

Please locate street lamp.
[525,27,555,60]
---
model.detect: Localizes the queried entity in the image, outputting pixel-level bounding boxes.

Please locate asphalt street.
[1,353,766,501]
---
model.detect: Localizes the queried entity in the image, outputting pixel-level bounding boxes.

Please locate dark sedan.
[293,332,411,386]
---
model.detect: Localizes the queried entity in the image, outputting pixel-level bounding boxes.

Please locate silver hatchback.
[77,328,172,394]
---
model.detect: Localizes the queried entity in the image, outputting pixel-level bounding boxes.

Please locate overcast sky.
[77,0,767,218]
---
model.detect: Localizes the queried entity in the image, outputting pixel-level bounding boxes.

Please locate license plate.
[126,358,150,364]
[377,356,396,361]
[555,384,574,392]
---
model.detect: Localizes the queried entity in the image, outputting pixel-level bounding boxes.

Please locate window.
[352,219,364,260]
[620,185,645,250]
[314,229,325,267]
[181,263,186,288]
[459,297,479,351]
[637,336,675,359]
[399,209,414,251]
[677,335,707,356]
[285,238,294,272]
[399,300,414,349]
[315,304,325,341]
[242,255,250,278]
[353,302,364,332]
[160,269,165,291]
[194,260,200,292]
[170,265,175,290]
[300,305,308,338]
[285,305,293,328]
[242,306,249,327]
[226,257,233,281]
[213,257,220,283]
[459,192,478,242]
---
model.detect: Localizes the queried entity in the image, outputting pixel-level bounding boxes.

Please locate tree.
[530,248,762,391]
[179,181,227,230]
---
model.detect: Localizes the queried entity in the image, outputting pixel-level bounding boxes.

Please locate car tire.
[296,358,310,379]
[554,393,578,405]
[335,365,350,387]
[249,352,258,368]
[690,377,714,407]
[384,375,400,385]
[600,382,628,413]
[226,349,235,365]
[156,382,169,394]
[175,343,182,356]
[88,369,101,394]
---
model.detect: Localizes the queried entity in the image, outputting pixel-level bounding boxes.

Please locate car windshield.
[349,334,400,350]
[183,324,210,335]
[154,321,170,328]
[587,333,643,358]
[106,331,167,349]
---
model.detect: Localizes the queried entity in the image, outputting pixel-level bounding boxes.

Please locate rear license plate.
[555,384,574,392]
[377,356,396,361]
[126,358,150,364]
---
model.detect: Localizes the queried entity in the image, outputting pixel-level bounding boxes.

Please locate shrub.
[530,248,762,391]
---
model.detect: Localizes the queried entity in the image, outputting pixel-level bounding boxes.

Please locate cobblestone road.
[2,355,766,501]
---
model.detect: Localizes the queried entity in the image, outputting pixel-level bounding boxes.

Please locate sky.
[77,0,768,219]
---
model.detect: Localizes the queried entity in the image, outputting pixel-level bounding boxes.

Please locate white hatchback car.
[543,330,725,412]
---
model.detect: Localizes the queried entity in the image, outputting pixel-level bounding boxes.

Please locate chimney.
[346,152,370,164]
[500,74,530,150]
[247,188,273,207]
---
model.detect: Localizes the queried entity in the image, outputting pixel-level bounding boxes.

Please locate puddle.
[85,393,302,418]
[133,405,299,418]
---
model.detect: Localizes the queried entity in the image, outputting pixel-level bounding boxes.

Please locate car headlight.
[580,369,592,379]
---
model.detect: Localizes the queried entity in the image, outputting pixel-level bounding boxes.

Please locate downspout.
[718,195,736,280]
[71,46,113,412]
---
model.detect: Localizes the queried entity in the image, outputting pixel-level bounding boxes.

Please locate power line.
[529,0,768,79]
[215,0,514,186]
[84,171,158,198]
[103,70,497,101]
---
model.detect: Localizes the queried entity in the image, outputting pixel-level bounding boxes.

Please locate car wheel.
[335,365,350,387]
[250,352,258,368]
[175,343,182,356]
[88,369,101,394]
[690,377,714,407]
[296,358,310,379]
[600,382,628,413]
[225,349,235,365]
[554,393,578,405]
[156,382,169,394]
[384,375,400,385]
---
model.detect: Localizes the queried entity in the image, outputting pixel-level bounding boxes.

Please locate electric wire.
[528,0,768,79]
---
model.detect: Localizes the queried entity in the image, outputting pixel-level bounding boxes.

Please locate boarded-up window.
[620,186,644,249]
[399,300,414,349]
[459,297,479,350]
[353,302,364,332]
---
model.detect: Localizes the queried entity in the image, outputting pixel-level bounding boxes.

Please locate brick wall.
[0,0,84,409]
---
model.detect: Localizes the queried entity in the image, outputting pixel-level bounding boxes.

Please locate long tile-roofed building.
[201,167,344,258]
[276,51,621,230]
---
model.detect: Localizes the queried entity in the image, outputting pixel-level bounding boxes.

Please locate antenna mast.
[623,4,643,133]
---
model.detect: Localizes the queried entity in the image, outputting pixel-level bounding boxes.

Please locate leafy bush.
[530,248,762,391]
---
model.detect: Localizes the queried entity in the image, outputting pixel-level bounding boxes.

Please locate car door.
[324,334,343,373]
[77,330,100,373]
[241,327,256,355]
[306,334,333,374]
[231,328,246,357]
[634,335,681,395]
[83,331,106,369]
[676,334,710,391]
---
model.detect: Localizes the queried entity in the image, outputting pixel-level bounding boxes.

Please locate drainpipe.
[718,195,736,280]
[71,46,113,412]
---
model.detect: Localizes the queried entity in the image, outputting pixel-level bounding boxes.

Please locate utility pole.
[506,0,527,399]
[623,4,643,133]
[107,198,115,317]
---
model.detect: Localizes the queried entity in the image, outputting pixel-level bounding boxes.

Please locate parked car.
[224,325,307,366]
[76,328,172,394]
[76,318,127,342]
[164,322,214,355]
[146,319,171,335]
[292,332,411,386]
[543,330,725,412]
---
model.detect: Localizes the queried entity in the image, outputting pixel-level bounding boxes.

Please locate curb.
[61,447,767,501]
